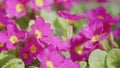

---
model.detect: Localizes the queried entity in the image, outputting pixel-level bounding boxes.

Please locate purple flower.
[56,0,79,9]
[20,47,33,65]
[0,24,27,50]
[0,14,16,31]
[6,0,29,18]
[30,0,54,11]
[58,10,87,21]
[37,46,80,68]
[70,34,97,61]
[24,37,42,58]
[37,47,64,68]
[113,26,120,38]
[42,36,70,51]
[57,58,80,68]
[81,22,108,42]
[87,6,115,26]
[31,17,53,47]
[0,0,6,15]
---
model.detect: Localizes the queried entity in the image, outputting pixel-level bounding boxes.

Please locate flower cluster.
[0,0,119,68]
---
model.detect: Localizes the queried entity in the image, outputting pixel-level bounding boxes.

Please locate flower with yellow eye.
[4,24,27,50]
[24,37,42,58]
[20,48,33,65]
[30,0,53,11]
[37,47,80,68]
[6,0,29,18]
[31,17,53,47]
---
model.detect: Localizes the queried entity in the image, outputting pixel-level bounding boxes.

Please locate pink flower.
[24,37,42,58]
[56,0,79,9]
[57,58,80,68]
[41,36,70,51]
[58,10,87,25]
[0,14,15,31]
[31,17,53,47]
[30,0,54,11]
[58,10,87,21]
[37,46,80,68]
[6,0,29,18]
[87,6,115,26]
[20,47,33,65]
[0,0,6,15]
[70,34,97,61]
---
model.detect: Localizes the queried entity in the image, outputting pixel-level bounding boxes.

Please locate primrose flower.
[37,46,80,68]
[6,0,29,18]
[87,6,115,26]
[42,36,69,51]
[57,58,80,68]
[20,47,33,65]
[24,37,42,58]
[56,0,79,9]
[113,26,120,38]
[70,34,97,61]
[0,32,8,52]
[81,22,109,42]
[58,10,87,25]
[30,0,54,11]
[0,0,6,15]
[0,43,7,53]
[31,17,53,47]
[0,14,16,31]
[0,24,27,50]
[37,47,64,68]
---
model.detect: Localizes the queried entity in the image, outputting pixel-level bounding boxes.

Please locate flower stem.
[99,42,109,52]
[108,32,119,48]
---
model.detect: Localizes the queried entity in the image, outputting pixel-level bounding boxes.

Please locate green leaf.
[2,58,25,68]
[0,51,15,68]
[88,49,107,68]
[80,61,87,68]
[107,49,120,68]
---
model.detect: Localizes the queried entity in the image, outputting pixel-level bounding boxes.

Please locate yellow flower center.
[46,61,54,68]
[10,35,18,44]
[23,53,28,59]
[35,29,42,39]
[16,3,24,12]
[0,43,5,48]
[30,44,37,53]
[92,35,99,42]
[35,0,44,7]
[98,15,104,19]
[75,45,83,55]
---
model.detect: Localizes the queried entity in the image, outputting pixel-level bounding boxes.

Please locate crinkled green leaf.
[89,49,107,68]
[80,61,87,68]
[0,51,15,68]
[107,49,120,68]
[2,58,25,68]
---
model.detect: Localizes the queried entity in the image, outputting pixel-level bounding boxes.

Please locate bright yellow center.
[46,61,54,68]
[75,45,83,55]
[16,3,24,12]
[30,44,37,53]
[23,53,28,59]
[10,35,18,44]
[92,35,99,41]
[36,0,44,7]
[0,43,4,48]
[35,29,42,39]
[98,15,104,19]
